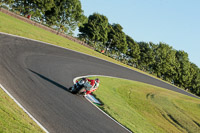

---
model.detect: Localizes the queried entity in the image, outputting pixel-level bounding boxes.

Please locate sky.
[79,0,200,68]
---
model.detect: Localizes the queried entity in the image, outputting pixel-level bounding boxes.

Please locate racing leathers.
[86,79,99,94]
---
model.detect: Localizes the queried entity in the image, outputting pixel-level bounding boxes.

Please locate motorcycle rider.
[86,78,100,95]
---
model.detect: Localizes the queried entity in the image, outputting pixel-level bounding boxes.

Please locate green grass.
[0,11,160,77]
[1,10,196,97]
[1,10,200,133]
[92,77,200,133]
[0,88,44,133]
[1,10,196,96]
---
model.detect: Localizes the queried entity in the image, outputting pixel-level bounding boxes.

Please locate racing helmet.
[95,78,100,83]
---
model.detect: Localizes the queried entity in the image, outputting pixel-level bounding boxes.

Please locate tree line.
[79,13,200,96]
[1,0,200,96]
[1,0,87,35]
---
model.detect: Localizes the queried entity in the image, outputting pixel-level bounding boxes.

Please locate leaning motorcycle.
[69,78,92,95]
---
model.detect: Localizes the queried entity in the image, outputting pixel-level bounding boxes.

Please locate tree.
[189,63,200,95]
[153,42,177,81]
[174,50,191,88]
[79,13,109,47]
[0,0,14,7]
[137,42,155,72]
[8,0,30,15]
[126,35,140,67]
[106,23,127,55]
[45,0,85,35]
[2,0,55,21]
[31,0,55,21]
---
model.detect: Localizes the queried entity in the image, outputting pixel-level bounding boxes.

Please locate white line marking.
[0,84,49,133]
[73,75,132,133]
[73,75,137,84]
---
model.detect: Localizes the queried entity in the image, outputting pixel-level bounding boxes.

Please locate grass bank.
[0,88,44,132]
[1,10,195,98]
[1,11,199,133]
[0,11,162,78]
[93,77,200,133]
[1,10,195,96]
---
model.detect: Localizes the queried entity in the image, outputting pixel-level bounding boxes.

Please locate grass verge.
[1,10,196,98]
[0,11,163,78]
[0,88,44,132]
[0,10,196,97]
[1,11,199,133]
[92,77,200,133]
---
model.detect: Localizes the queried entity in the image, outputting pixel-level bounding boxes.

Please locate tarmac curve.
[0,33,198,133]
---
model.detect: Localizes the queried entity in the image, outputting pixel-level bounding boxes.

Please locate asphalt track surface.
[0,33,199,133]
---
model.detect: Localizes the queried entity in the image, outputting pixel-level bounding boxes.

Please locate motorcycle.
[69,78,92,95]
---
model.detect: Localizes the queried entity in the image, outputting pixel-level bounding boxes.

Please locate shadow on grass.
[28,69,70,92]
[92,93,105,106]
